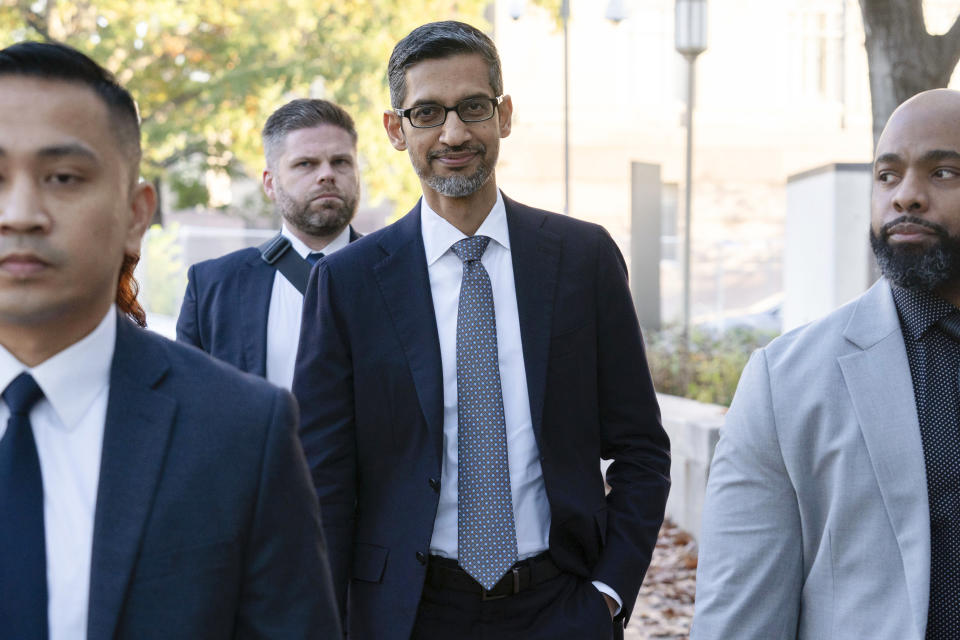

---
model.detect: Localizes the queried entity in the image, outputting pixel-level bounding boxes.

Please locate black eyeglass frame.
[393,95,505,129]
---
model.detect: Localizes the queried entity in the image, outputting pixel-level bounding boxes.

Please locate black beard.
[870,216,960,291]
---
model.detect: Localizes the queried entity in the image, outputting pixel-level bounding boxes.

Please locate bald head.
[877,89,960,160]
[870,89,960,303]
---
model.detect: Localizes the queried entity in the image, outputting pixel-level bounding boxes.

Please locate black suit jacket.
[176,226,360,375]
[88,315,340,639]
[292,196,670,640]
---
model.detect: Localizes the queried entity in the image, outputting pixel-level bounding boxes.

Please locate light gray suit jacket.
[692,280,931,639]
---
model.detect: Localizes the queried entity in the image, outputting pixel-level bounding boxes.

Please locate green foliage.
[0,0,490,217]
[140,222,186,316]
[645,325,778,407]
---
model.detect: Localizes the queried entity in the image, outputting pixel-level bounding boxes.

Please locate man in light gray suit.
[693,89,960,640]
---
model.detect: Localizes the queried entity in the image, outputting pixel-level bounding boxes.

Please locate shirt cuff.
[591,580,622,616]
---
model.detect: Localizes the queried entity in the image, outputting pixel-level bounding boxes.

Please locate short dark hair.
[388,21,502,108]
[262,99,357,166]
[0,41,142,167]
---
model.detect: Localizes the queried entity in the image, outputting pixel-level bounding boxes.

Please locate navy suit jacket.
[293,196,671,640]
[176,226,360,375]
[88,314,340,639]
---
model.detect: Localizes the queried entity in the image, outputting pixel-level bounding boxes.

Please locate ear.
[498,94,513,139]
[262,168,276,202]
[124,180,157,255]
[384,110,407,151]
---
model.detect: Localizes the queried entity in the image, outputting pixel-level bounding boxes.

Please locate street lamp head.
[509,0,526,21]
[605,0,628,24]
[675,0,708,58]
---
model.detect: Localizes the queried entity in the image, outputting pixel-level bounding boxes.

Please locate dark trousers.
[410,569,616,640]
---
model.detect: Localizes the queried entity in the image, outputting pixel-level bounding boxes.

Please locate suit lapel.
[241,254,275,377]
[87,317,176,640]
[838,280,929,638]
[373,204,445,463]
[504,196,562,444]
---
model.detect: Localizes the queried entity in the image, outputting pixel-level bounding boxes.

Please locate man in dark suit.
[177,99,361,388]
[293,21,670,640]
[0,41,340,639]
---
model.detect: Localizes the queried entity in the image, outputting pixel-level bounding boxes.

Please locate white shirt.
[421,193,621,611]
[422,191,551,559]
[266,224,351,389]
[0,306,115,640]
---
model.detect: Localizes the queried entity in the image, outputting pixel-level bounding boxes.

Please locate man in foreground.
[0,41,340,639]
[177,98,361,388]
[693,89,960,639]
[294,20,670,640]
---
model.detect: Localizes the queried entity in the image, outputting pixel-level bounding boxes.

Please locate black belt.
[425,552,562,600]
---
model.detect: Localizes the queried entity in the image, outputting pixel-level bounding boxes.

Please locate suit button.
[428,477,441,493]
[416,551,427,565]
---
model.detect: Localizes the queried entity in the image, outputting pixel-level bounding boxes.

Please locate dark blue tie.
[451,236,518,590]
[306,251,325,267]
[0,373,48,639]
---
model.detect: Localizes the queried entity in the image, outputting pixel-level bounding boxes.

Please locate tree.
[859,0,960,147]
[0,0,489,218]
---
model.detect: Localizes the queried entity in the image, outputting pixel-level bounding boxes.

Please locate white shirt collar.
[0,305,115,430]
[420,190,510,266]
[281,223,352,259]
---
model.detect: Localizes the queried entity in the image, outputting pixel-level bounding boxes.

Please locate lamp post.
[675,0,707,343]
[509,0,626,216]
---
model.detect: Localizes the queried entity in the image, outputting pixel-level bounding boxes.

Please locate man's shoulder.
[189,246,263,277]
[761,282,898,373]
[128,320,287,410]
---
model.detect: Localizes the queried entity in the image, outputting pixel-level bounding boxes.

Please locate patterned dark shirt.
[892,285,960,640]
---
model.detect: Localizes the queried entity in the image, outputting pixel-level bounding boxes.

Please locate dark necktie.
[0,373,48,639]
[937,313,960,342]
[451,236,518,590]
[306,251,325,267]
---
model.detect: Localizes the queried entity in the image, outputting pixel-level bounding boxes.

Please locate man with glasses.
[293,20,670,640]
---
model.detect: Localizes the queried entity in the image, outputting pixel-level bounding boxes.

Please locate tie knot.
[451,236,491,264]
[306,251,325,267]
[939,313,960,342]
[3,373,43,417]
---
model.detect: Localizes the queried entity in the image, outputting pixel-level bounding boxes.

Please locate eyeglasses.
[394,96,504,129]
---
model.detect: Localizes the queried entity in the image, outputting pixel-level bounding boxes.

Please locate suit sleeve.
[690,350,803,639]
[235,387,343,639]
[176,265,202,348]
[589,228,672,623]
[292,261,356,620]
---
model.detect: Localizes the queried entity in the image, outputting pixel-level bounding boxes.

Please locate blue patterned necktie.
[451,235,518,590]
[0,373,48,639]
[306,251,325,267]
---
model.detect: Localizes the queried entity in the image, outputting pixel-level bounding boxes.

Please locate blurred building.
[493,0,960,326]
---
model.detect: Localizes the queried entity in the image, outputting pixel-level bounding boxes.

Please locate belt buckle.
[481,567,521,601]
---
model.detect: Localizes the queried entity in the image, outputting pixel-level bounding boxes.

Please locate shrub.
[645,325,778,407]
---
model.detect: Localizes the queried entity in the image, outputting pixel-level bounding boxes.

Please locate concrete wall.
[783,163,873,332]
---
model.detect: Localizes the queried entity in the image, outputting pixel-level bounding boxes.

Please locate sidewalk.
[624,519,696,639]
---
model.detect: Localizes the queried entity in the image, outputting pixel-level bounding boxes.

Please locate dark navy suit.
[88,314,340,639]
[176,227,360,375]
[292,195,670,640]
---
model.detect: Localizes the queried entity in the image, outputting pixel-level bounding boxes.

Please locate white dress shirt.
[421,193,621,611]
[266,223,351,389]
[0,306,115,640]
[423,191,550,558]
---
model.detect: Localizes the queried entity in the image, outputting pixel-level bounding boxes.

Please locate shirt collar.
[891,285,959,340]
[0,305,115,430]
[281,223,351,259]
[0,305,117,430]
[420,190,510,266]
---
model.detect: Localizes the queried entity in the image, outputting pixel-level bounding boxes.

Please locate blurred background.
[4,2,959,635]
